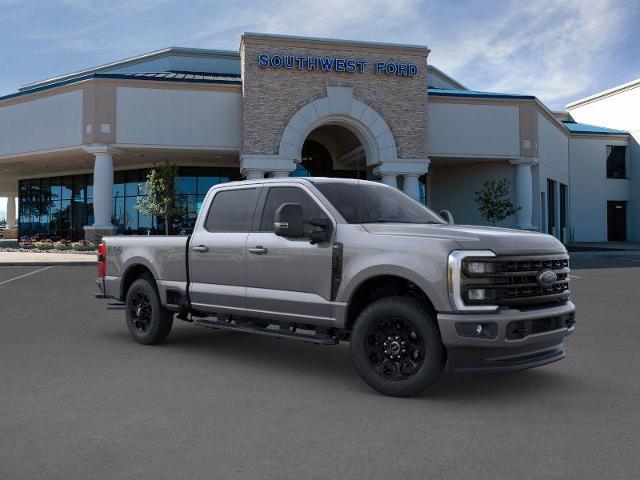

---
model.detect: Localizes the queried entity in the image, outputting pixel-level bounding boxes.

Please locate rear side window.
[204,188,259,232]
[259,187,327,232]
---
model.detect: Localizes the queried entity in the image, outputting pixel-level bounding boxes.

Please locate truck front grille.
[461,255,571,308]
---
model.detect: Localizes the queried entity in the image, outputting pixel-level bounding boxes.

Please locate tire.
[125,276,173,345]
[350,296,445,397]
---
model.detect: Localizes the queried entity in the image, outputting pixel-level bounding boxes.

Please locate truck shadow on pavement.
[108,324,579,401]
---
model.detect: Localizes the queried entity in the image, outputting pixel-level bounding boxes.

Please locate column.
[6,195,16,229]
[92,152,114,227]
[84,146,117,242]
[510,158,537,230]
[271,171,290,178]
[380,174,397,188]
[402,175,420,201]
[244,170,265,180]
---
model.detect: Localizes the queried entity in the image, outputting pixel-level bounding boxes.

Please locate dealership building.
[0,33,637,243]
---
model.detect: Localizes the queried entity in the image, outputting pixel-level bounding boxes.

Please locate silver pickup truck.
[96,177,575,397]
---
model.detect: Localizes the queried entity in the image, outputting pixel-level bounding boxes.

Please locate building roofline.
[428,87,535,100]
[241,32,430,55]
[2,72,241,104]
[565,78,640,109]
[19,47,240,92]
[427,65,467,90]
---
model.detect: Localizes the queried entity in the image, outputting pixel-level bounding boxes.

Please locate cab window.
[204,188,259,232]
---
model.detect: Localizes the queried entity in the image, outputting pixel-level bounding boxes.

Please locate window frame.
[202,186,261,234]
[606,145,627,179]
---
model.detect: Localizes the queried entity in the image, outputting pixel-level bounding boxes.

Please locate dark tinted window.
[313,181,445,224]
[260,187,326,231]
[205,188,259,232]
[606,146,626,179]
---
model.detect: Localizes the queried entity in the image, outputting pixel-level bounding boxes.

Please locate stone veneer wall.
[240,36,429,160]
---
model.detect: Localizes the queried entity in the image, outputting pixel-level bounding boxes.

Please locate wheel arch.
[343,273,437,332]
[120,263,157,301]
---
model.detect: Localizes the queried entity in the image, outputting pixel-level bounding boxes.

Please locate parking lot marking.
[570,275,581,279]
[0,266,52,286]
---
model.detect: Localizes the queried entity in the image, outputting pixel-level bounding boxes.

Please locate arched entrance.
[297,124,367,179]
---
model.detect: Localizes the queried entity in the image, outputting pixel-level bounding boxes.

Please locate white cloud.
[426,0,628,107]
[3,0,634,109]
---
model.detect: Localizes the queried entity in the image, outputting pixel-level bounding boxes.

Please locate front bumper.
[437,301,575,372]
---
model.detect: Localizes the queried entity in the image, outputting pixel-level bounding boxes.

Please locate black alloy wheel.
[350,296,445,397]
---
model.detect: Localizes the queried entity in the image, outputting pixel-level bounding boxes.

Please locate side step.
[192,318,339,345]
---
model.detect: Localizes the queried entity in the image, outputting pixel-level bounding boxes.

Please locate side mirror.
[439,210,454,224]
[274,203,305,238]
[307,217,332,244]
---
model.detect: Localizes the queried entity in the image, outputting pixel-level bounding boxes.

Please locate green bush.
[33,241,54,250]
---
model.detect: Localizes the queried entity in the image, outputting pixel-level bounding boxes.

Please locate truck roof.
[212,177,383,187]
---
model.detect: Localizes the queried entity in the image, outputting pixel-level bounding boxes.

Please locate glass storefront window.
[18,166,241,239]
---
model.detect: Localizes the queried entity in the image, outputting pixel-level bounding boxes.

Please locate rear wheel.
[350,296,445,397]
[125,276,173,345]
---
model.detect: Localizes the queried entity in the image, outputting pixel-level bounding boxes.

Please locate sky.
[1,0,639,108]
[1,0,640,213]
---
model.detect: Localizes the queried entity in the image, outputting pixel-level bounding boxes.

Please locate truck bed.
[102,235,190,303]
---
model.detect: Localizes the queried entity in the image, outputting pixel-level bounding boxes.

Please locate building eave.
[1,73,242,105]
[19,47,241,93]
[565,78,640,109]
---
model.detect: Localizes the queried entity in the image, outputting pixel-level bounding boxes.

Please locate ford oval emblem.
[537,269,557,288]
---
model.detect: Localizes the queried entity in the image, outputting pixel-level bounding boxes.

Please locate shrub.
[71,240,96,251]
[33,241,54,250]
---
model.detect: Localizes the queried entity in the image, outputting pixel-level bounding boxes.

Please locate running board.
[192,318,339,345]
[107,302,126,310]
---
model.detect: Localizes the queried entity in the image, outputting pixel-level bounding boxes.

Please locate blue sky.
[1,0,639,109]
[1,0,639,215]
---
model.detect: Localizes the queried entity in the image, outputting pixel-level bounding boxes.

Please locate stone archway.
[278,86,398,166]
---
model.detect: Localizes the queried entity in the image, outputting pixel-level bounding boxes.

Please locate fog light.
[456,322,498,339]
[468,288,486,301]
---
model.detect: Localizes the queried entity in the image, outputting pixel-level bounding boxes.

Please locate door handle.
[192,245,209,253]
[248,246,268,255]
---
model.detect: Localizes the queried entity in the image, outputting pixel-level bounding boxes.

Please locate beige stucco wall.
[240,35,428,160]
[427,101,520,157]
[0,90,83,157]
[116,86,242,148]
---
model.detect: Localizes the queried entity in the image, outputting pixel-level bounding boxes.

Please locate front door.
[189,186,261,314]
[245,184,335,324]
[607,201,627,241]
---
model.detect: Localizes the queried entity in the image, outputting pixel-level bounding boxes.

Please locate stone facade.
[240,34,429,161]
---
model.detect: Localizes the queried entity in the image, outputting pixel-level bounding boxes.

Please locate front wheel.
[350,297,445,397]
[125,276,173,345]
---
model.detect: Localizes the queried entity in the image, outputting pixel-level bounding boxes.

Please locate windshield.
[312,181,446,224]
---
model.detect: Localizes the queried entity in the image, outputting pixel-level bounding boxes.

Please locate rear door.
[245,184,335,324]
[188,186,260,315]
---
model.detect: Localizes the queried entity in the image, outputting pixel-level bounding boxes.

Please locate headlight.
[447,250,498,311]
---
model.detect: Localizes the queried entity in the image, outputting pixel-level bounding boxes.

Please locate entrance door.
[607,201,627,241]
[245,184,335,324]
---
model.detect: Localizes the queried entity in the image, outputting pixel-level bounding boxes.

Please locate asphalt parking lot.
[1,257,639,479]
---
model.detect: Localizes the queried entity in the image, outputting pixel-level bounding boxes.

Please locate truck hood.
[363,223,567,256]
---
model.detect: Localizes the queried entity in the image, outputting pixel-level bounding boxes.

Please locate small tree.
[474,179,520,226]
[136,161,182,235]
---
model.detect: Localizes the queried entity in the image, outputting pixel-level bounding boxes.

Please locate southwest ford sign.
[257,54,418,77]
